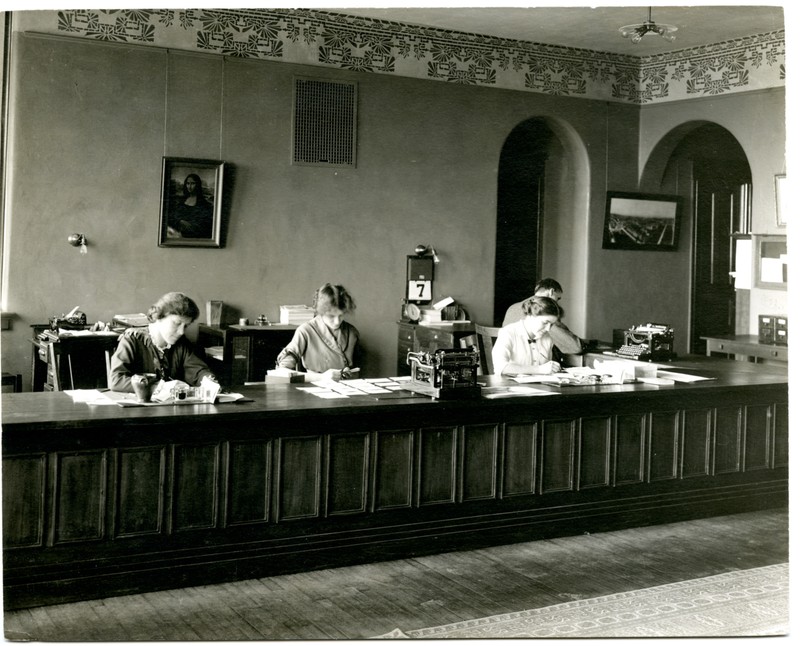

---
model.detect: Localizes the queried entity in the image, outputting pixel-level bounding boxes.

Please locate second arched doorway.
[493,117,589,330]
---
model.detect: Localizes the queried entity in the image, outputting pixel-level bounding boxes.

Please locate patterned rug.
[375,563,789,638]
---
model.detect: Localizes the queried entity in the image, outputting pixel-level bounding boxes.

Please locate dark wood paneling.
[327,433,369,515]
[743,404,771,472]
[54,451,107,543]
[614,414,645,485]
[682,409,712,478]
[460,424,498,502]
[116,447,165,537]
[373,430,414,510]
[277,436,321,521]
[577,417,611,489]
[773,403,789,468]
[502,423,537,497]
[540,419,575,494]
[418,426,457,506]
[172,444,220,531]
[2,454,46,547]
[714,406,742,474]
[649,411,679,482]
[228,441,271,525]
[1,360,788,609]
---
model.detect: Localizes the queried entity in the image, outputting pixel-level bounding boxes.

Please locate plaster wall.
[1,32,786,387]
[2,33,630,386]
[638,89,787,336]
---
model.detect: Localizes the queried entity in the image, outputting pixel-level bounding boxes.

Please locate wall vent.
[293,78,357,167]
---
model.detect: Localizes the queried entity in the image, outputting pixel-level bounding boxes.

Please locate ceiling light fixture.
[619,7,677,44]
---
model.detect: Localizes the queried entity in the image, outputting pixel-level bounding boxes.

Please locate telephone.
[617,323,676,361]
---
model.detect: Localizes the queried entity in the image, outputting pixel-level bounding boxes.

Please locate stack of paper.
[279,305,315,325]
[418,307,442,324]
[113,313,149,327]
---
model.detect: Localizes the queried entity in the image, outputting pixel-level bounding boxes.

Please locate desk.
[397,321,476,375]
[197,324,296,386]
[702,335,788,363]
[29,327,120,391]
[2,357,787,609]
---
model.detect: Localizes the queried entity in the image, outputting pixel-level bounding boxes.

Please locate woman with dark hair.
[276,283,360,380]
[109,292,217,392]
[168,173,214,238]
[491,296,562,376]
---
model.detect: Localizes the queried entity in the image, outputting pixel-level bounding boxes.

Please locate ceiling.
[337,5,785,56]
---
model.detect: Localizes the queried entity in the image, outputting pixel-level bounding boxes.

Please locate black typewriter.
[405,346,481,399]
[616,323,676,362]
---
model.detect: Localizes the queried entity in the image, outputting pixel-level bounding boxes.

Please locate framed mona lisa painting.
[159,157,226,248]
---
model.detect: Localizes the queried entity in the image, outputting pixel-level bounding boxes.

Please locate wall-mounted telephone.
[616,323,676,361]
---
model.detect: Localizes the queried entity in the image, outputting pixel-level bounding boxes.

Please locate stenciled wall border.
[47,7,785,105]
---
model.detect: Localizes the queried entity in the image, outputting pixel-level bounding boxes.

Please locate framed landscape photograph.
[602,191,682,251]
[159,157,226,248]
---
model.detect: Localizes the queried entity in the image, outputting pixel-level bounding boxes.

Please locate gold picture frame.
[159,157,226,248]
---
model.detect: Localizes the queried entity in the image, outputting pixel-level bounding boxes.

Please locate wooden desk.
[197,324,296,386]
[2,357,787,609]
[702,335,788,363]
[29,327,120,391]
[397,321,476,375]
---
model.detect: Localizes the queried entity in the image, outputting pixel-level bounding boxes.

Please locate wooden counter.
[2,357,788,609]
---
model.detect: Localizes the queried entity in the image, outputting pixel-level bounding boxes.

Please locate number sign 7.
[407,280,432,302]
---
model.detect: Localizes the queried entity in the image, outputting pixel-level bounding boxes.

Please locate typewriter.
[616,323,676,362]
[405,346,481,399]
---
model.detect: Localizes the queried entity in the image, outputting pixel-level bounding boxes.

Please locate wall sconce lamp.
[414,244,440,264]
[67,233,88,255]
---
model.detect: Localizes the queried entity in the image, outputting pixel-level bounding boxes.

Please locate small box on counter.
[266,368,307,383]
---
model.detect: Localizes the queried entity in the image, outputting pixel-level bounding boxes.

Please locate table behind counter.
[2,357,788,609]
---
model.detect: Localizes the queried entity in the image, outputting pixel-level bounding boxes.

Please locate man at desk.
[501,278,582,356]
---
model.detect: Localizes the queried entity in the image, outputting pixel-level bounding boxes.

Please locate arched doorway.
[647,123,752,353]
[494,117,590,333]
[493,119,553,326]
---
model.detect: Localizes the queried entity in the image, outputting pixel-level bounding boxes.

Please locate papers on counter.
[656,370,715,383]
[299,377,408,399]
[65,388,248,407]
[65,389,118,405]
[482,386,557,399]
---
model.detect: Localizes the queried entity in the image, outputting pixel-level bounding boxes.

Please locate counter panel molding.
[2,359,788,609]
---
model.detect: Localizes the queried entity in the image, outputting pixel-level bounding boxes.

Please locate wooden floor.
[3,508,788,641]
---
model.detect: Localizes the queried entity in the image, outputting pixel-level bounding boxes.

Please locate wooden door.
[691,164,750,353]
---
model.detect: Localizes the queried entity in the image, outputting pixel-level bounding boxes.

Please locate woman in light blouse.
[492,296,562,376]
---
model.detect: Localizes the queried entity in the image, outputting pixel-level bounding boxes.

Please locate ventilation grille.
[293,78,357,167]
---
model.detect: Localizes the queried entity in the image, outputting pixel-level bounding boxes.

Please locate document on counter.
[295,386,349,399]
[511,375,563,384]
[657,370,715,383]
[66,389,251,406]
[65,389,118,405]
[482,386,557,399]
[298,376,416,398]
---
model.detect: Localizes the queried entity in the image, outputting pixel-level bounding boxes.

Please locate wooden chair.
[474,324,501,375]
[105,350,113,390]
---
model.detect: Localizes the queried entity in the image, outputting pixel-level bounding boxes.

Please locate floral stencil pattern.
[54,8,784,104]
